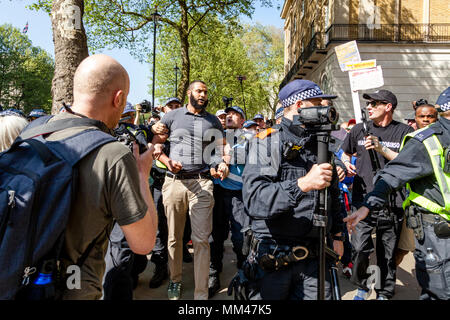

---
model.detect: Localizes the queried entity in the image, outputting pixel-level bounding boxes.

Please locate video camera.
[114,123,148,154]
[222,96,233,109]
[138,99,152,113]
[294,106,339,132]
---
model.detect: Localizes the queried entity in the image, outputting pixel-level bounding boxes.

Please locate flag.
[22,22,28,34]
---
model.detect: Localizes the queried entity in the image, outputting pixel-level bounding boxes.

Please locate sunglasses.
[365,100,388,107]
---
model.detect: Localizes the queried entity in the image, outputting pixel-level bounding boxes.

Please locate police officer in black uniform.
[240,80,344,300]
[345,87,450,300]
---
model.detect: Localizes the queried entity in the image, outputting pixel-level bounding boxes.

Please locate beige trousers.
[162,177,214,300]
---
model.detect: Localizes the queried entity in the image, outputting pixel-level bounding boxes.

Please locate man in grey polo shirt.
[152,80,229,300]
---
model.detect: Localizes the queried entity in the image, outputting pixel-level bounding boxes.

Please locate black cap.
[363,89,397,107]
[225,105,245,119]
[165,97,181,106]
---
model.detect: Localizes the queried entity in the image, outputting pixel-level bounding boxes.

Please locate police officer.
[27,108,47,122]
[253,113,266,131]
[274,106,284,125]
[240,79,344,300]
[345,87,450,300]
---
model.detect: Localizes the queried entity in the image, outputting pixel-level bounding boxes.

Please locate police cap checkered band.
[275,107,284,119]
[436,87,450,112]
[281,89,322,108]
[278,79,337,108]
[439,101,450,112]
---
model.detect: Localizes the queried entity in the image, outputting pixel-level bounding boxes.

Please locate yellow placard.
[344,59,377,71]
[335,41,361,71]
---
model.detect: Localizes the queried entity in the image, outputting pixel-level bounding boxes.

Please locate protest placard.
[344,59,377,71]
[334,40,361,71]
[349,66,384,91]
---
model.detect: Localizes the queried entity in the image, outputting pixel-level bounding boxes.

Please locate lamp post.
[174,64,179,97]
[151,8,161,110]
[237,75,247,119]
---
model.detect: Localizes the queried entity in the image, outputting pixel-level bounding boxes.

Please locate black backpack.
[0,116,116,299]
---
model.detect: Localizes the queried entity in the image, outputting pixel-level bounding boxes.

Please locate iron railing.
[280,23,450,89]
[326,23,450,44]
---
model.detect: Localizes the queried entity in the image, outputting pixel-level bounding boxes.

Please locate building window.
[320,73,331,98]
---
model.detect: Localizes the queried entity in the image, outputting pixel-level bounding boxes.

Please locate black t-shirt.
[342,120,413,207]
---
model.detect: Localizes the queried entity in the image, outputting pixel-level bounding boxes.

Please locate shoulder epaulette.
[255,128,277,140]
[411,127,436,142]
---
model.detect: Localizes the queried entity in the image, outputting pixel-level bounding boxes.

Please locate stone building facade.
[281,0,450,121]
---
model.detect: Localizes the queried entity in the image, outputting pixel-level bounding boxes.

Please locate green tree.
[154,20,283,119]
[0,24,54,114]
[32,0,275,102]
[241,23,284,118]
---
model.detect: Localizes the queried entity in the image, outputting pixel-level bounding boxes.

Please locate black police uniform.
[241,116,343,300]
[363,116,450,300]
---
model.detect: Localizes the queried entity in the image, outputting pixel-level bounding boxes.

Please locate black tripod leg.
[330,265,341,300]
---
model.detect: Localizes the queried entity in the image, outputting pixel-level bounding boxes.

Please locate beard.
[189,94,208,110]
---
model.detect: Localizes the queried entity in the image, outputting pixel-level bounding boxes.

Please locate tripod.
[293,106,341,300]
[312,125,341,300]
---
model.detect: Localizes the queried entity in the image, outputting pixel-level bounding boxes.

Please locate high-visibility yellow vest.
[155,159,167,170]
[401,127,450,221]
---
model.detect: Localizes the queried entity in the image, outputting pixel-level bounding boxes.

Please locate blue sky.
[0,0,284,106]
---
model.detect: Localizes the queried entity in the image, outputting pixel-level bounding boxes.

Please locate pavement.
[133,235,421,300]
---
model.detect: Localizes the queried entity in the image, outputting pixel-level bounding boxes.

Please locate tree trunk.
[178,29,190,103]
[177,2,190,103]
[50,0,89,114]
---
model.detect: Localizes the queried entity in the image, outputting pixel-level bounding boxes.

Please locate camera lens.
[327,106,339,124]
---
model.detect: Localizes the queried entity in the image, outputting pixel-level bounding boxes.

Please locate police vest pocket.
[280,164,306,180]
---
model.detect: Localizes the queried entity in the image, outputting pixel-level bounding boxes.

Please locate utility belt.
[243,230,319,273]
[406,206,450,240]
[165,171,211,180]
[258,243,317,273]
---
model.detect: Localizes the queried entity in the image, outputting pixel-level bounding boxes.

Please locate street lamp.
[237,75,247,119]
[151,8,161,110]
[174,64,179,97]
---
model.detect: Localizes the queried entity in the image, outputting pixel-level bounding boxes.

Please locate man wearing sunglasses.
[341,89,413,300]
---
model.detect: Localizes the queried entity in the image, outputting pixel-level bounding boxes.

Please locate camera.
[114,123,148,154]
[297,106,339,127]
[138,99,152,113]
[222,96,233,109]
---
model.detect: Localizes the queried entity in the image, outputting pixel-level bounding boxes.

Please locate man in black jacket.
[345,87,450,300]
[341,89,413,300]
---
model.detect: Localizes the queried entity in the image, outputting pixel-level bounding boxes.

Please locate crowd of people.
[0,53,449,301]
